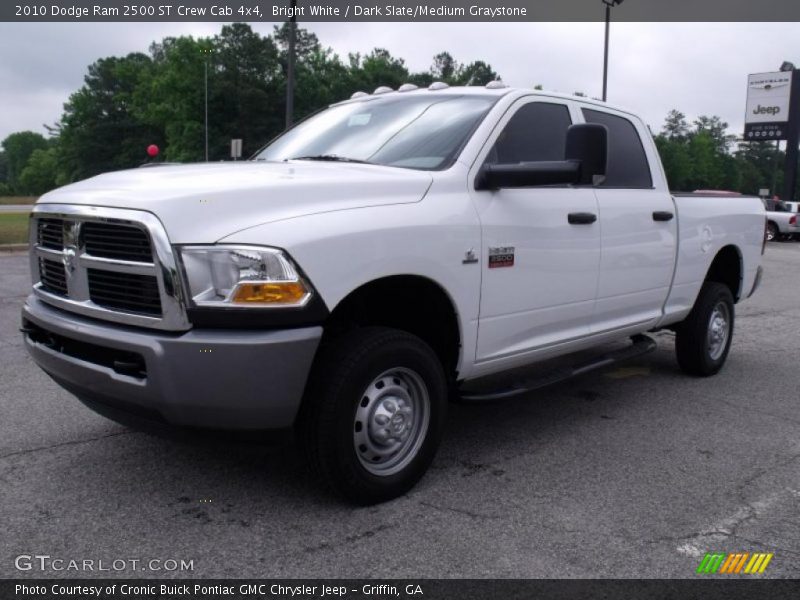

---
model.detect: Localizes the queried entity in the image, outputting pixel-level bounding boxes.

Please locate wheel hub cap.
[354,368,430,476]
[707,302,730,361]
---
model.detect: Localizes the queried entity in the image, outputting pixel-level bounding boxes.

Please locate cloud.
[0,21,797,142]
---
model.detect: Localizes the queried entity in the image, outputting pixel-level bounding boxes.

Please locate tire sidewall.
[698,285,735,374]
[325,331,447,501]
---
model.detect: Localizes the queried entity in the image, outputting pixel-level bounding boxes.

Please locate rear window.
[582,109,652,188]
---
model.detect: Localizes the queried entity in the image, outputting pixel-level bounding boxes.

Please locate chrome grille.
[87,269,162,316]
[83,221,152,262]
[37,218,64,250]
[38,258,68,296]
[29,205,190,331]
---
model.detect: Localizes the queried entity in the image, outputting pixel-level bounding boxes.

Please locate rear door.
[470,98,601,363]
[580,107,678,333]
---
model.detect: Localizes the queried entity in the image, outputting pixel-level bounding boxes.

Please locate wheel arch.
[321,275,462,379]
[705,244,743,302]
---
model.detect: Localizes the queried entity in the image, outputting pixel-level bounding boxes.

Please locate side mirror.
[565,123,607,186]
[475,122,608,190]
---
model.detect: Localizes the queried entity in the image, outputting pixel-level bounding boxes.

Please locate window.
[255,95,496,171]
[486,102,572,165]
[582,109,653,188]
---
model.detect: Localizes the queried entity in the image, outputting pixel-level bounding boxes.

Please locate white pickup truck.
[22,84,766,504]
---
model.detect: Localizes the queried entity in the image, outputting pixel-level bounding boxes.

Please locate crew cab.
[21,84,766,504]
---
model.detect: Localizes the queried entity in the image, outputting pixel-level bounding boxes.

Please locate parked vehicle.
[763,198,800,241]
[21,84,766,503]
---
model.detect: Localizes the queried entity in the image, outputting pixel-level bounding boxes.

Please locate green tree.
[662,110,689,140]
[58,53,161,181]
[17,146,61,195]
[1,131,48,192]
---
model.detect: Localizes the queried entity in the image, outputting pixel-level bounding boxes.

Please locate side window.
[582,109,653,188]
[487,102,572,165]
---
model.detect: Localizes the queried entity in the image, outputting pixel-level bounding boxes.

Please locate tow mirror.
[475,122,608,190]
[565,123,607,186]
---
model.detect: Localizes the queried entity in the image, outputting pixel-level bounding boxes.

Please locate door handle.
[568,212,597,225]
[653,211,674,222]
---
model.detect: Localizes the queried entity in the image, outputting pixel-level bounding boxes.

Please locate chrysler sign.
[744,71,794,140]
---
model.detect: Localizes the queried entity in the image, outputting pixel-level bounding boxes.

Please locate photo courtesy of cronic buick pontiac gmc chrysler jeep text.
[21,83,766,504]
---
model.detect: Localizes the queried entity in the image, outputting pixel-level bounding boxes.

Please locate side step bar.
[459,334,657,402]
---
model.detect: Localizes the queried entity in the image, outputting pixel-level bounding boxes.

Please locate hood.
[36,161,433,243]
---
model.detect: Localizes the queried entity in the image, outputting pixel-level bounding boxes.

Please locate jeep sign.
[744,71,794,140]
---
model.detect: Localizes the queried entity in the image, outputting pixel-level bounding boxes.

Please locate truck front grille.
[38,258,68,296]
[29,206,190,331]
[87,269,162,316]
[82,221,153,262]
[37,218,65,250]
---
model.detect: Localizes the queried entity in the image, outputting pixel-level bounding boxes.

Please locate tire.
[299,327,448,504]
[766,222,778,242]
[675,282,735,377]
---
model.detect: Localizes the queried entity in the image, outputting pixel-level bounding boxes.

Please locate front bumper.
[22,295,322,430]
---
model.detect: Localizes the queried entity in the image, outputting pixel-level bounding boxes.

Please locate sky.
[0,21,798,143]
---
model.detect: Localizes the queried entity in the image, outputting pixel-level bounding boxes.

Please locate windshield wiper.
[288,154,372,164]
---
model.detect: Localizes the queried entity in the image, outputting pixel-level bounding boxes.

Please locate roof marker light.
[398,83,419,92]
[485,80,508,89]
[428,81,449,91]
[373,86,394,95]
[350,91,369,99]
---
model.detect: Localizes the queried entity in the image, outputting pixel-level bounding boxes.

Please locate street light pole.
[601,0,624,102]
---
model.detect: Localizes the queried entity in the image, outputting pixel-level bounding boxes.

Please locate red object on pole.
[146,144,160,157]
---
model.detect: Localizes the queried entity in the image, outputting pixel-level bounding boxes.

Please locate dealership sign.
[744,71,795,140]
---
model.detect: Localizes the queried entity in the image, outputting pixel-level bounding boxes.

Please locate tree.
[18,147,61,195]
[1,131,48,192]
[58,53,161,180]
[662,110,689,140]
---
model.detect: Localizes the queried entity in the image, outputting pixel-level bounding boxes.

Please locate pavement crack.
[0,430,134,461]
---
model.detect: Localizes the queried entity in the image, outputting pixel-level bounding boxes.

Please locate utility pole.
[285,0,297,129]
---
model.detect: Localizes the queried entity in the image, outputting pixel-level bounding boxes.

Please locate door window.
[582,109,652,188]
[486,102,572,165]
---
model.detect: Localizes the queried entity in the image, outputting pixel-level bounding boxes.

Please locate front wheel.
[299,327,447,504]
[675,282,734,376]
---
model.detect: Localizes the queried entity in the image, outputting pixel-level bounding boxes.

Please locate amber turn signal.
[231,281,309,305]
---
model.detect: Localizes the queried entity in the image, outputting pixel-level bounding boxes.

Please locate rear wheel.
[299,327,447,504]
[675,282,734,376]
[766,222,778,242]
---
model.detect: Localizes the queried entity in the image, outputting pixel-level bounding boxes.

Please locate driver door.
[469,99,601,364]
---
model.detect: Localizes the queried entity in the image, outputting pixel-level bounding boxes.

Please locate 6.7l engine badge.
[488,246,515,268]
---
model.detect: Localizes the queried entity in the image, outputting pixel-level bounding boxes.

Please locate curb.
[0,244,28,253]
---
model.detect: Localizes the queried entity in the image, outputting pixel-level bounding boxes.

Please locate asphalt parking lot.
[1,244,799,579]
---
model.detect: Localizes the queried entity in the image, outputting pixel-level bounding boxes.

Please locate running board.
[459,334,657,402]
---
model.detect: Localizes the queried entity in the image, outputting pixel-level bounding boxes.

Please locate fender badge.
[488,246,515,268]
[462,249,479,264]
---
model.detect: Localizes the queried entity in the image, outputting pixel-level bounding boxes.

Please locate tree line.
[0,23,795,199]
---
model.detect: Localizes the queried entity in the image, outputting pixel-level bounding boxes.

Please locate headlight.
[178,245,312,308]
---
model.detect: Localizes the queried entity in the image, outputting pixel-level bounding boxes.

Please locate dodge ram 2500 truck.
[21,84,766,504]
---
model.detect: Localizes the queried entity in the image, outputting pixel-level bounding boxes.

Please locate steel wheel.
[706,301,730,361]
[353,367,430,477]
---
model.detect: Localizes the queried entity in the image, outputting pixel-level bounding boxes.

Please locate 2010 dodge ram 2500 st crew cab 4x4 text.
[21,84,766,504]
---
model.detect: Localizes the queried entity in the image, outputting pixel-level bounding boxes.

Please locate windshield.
[254,94,497,170]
